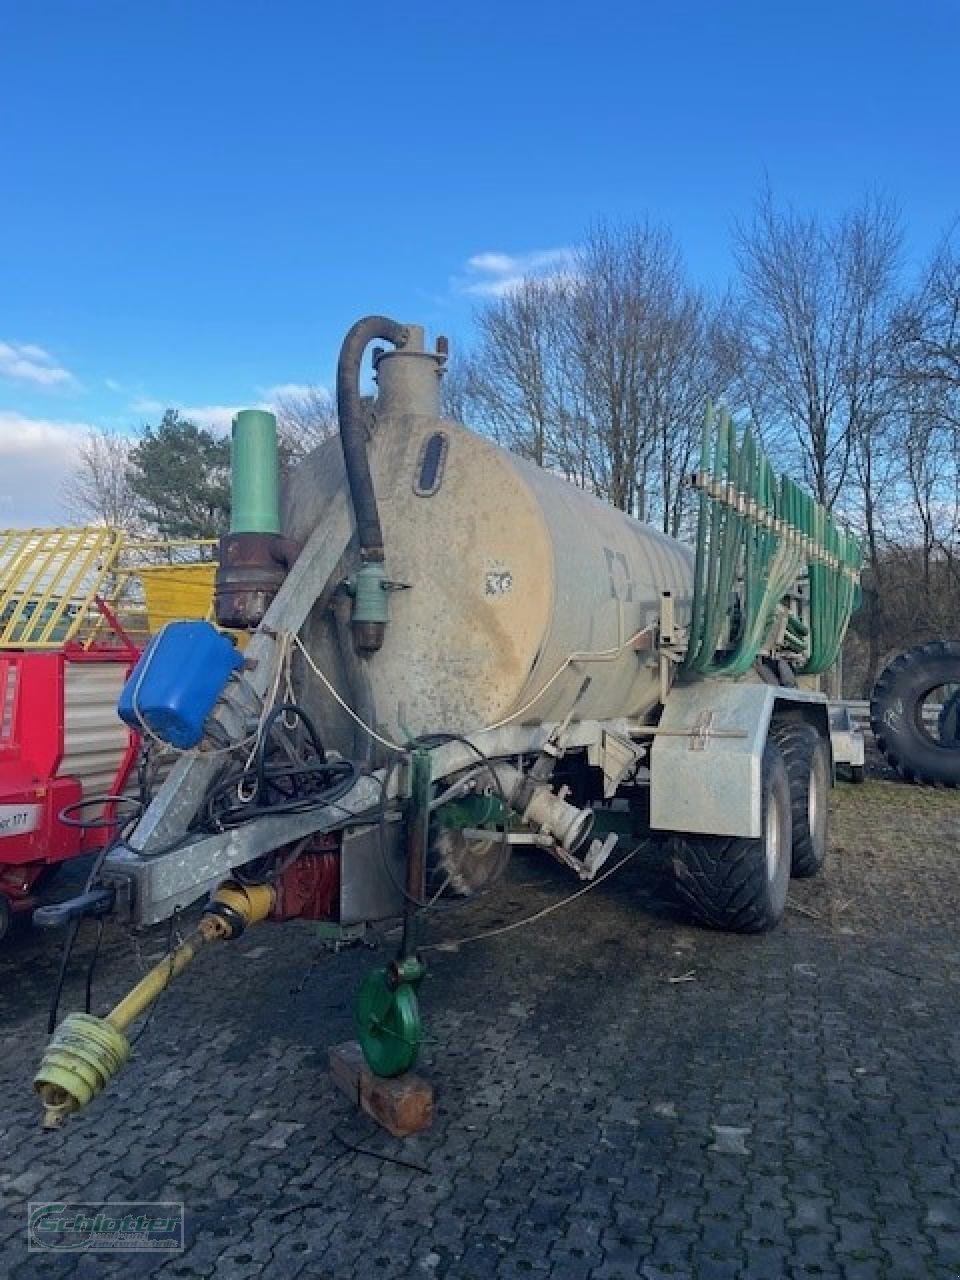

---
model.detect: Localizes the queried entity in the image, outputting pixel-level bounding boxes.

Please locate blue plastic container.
[119,620,244,749]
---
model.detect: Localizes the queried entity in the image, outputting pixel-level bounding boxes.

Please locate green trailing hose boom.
[684,406,862,679]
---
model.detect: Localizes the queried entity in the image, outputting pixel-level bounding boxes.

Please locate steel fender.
[650,680,828,838]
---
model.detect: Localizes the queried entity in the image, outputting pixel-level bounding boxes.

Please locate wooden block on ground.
[329,1040,434,1138]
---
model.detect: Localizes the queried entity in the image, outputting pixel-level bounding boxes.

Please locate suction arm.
[336,315,409,564]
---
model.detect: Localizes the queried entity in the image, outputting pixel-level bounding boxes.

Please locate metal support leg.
[356,748,429,1078]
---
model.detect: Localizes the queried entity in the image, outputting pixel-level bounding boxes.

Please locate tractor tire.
[870,642,960,786]
[670,739,792,933]
[770,721,830,878]
[938,689,960,746]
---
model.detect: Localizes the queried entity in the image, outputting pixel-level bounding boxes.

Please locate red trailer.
[0,527,218,938]
[0,643,141,935]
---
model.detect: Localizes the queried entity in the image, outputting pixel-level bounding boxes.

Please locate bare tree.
[463,222,727,529]
[734,189,902,509]
[563,222,673,513]
[272,385,338,456]
[465,277,570,467]
[439,348,473,423]
[895,237,960,426]
[63,427,139,529]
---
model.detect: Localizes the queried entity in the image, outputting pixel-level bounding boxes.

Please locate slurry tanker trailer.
[33,317,861,1127]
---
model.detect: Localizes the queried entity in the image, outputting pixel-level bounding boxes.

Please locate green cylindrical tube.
[230,409,280,534]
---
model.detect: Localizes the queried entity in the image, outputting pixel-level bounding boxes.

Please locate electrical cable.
[58,795,144,831]
[83,918,105,1014]
[47,916,83,1035]
[364,766,462,916]
[293,628,655,748]
[129,911,179,1048]
[331,1126,430,1174]
[292,634,406,754]
[47,808,134,1033]
[419,844,641,951]
[364,729,514,917]
[203,699,359,830]
[473,625,655,734]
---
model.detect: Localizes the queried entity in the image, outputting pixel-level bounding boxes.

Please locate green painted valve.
[355,963,423,1077]
[347,561,392,652]
[347,561,390,624]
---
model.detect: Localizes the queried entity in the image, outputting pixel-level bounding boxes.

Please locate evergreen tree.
[127,410,231,538]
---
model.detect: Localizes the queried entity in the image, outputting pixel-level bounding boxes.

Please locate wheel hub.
[764,794,782,883]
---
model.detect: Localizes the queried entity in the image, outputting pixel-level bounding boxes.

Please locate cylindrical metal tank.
[282,330,694,746]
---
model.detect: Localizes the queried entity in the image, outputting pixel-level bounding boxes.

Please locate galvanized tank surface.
[283,339,694,744]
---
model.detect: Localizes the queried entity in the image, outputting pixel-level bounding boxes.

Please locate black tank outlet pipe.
[336,316,409,564]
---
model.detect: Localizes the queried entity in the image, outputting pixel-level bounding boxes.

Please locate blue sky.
[1,0,957,522]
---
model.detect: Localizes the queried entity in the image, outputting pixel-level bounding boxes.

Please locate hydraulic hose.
[332,587,379,766]
[336,316,409,563]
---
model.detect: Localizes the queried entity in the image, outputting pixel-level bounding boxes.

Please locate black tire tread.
[669,742,791,935]
[672,834,775,933]
[770,721,828,878]
[870,641,960,787]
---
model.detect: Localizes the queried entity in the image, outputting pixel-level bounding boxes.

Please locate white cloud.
[455,247,577,298]
[261,382,325,402]
[179,404,238,433]
[128,384,330,436]
[127,397,236,432]
[0,411,91,524]
[129,397,164,416]
[0,341,75,388]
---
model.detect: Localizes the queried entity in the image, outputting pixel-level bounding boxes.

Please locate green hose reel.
[355,958,424,1077]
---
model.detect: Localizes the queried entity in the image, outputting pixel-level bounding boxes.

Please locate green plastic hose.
[682,407,862,679]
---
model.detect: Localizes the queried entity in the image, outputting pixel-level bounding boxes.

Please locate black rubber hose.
[332,588,377,766]
[336,315,408,563]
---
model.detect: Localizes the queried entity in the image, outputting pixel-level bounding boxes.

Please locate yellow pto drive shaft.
[33,880,273,1129]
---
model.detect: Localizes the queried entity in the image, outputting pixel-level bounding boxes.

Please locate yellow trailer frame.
[0,527,219,649]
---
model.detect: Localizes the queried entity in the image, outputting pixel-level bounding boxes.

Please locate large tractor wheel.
[670,739,792,933]
[938,689,960,746]
[870,642,960,786]
[770,721,830,878]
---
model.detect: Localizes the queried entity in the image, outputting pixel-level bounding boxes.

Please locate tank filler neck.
[372,325,447,420]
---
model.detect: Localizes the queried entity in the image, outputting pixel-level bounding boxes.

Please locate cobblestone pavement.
[1,776,959,1279]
